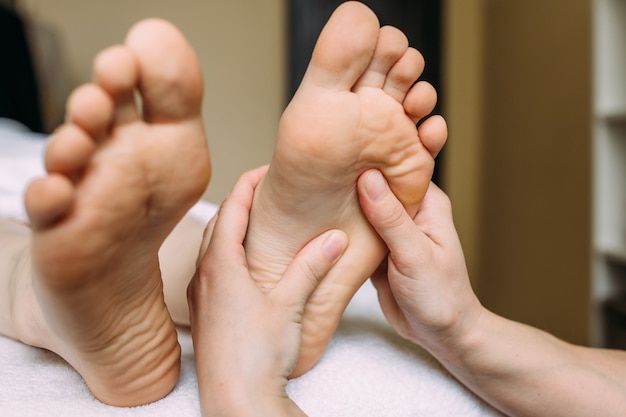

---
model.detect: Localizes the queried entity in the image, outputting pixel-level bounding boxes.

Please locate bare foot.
[245,1,447,376]
[18,19,210,406]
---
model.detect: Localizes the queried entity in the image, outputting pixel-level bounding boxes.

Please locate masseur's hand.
[359,168,626,417]
[188,166,348,417]
[357,169,482,352]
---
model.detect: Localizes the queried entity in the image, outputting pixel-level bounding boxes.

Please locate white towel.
[0,283,502,417]
[0,118,47,223]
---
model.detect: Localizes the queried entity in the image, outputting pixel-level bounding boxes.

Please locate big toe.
[124,19,204,123]
[303,1,380,90]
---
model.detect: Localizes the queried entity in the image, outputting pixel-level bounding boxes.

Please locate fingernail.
[322,232,347,262]
[365,170,388,201]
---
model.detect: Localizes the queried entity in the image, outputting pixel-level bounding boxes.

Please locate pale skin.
[355,170,626,417]
[188,166,348,417]
[0,0,445,407]
[196,168,626,417]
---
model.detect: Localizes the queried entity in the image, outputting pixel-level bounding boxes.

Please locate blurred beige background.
[19,0,286,204]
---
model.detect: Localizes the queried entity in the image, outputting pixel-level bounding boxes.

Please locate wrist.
[199,370,305,417]
[415,299,488,366]
[202,392,305,417]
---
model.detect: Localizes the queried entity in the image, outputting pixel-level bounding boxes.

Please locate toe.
[383,47,425,103]
[417,115,448,158]
[93,46,141,124]
[353,25,409,91]
[124,19,204,123]
[404,81,438,122]
[66,84,115,140]
[45,125,96,176]
[25,175,74,229]
[301,1,380,91]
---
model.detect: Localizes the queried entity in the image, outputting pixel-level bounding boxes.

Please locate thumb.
[357,170,422,256]
[273,230,348,305]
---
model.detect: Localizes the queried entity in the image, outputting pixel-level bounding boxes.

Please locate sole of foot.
[21,19,210,406]
[245,1,447,376]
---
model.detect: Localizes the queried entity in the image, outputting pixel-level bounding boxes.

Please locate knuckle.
[378,202,408,230]
[297,258,326,291]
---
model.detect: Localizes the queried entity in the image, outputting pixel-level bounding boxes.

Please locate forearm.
[429,308,626,417]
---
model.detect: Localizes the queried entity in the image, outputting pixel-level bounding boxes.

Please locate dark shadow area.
[0,5,44,133]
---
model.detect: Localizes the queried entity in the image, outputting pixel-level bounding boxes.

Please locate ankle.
[0,226,51,348]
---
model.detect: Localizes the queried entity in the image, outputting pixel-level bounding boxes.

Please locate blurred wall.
[19,0,286,204]
[442,0,484,293]
[444,0,592,344]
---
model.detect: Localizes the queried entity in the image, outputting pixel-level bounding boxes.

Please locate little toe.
[417,115,448,158]
[124,19,203,123]
[353,25,409,90]
[383,47,425,103]
[45,124,96,176]
[404,81,438,122]
[302,1,380,91]
[25,175,74,229]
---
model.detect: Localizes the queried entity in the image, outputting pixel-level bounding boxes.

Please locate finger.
[209,165,269,252]
[369,262,392,304]
[411,181,459,247]
[194,165,270,298]
[369,273,402,325]
[243,164,270,188]
[369,259,399,319]
[369,256,389,284]
[195,214,216,269]
[273,230,348,306]
[357,169,425,256]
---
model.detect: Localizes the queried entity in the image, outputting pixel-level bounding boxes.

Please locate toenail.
[365,170,388,201]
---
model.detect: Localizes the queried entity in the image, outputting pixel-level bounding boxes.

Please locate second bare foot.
[19,19,210,406]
